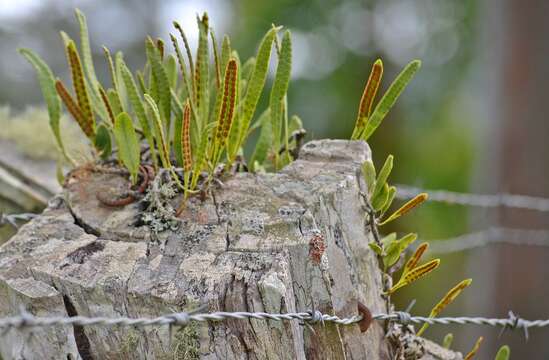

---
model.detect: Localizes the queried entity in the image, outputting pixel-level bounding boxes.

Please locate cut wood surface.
[0,140,461,359]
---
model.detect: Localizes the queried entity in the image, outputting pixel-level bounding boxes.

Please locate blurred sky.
[1,0,548,358]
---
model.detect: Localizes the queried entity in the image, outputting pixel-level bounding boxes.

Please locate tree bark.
[0,140,460,359]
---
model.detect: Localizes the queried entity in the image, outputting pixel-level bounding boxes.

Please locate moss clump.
[117,329,140,358]
[158,323,200,360]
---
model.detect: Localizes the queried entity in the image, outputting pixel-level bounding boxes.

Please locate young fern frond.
[383,233,417,270]
[495,346,510,360]
[371,155,393,201]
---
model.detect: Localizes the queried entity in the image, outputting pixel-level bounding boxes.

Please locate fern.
[18,48,67,160]
[66,40,95,138]
[269,30,292,169]
[236,27,277,155]
[113,112,140,184]
[146,37,171,126]
[360,60,421,140]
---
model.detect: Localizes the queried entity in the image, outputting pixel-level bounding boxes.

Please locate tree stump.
[0,140,461,359]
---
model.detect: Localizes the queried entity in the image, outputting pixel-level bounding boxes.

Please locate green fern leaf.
[250,108,272,170]
[119,62,157,168]
[361,60,421,140]
[145,94,171,169]
[113,112,140,184]
[371,154,393,201]
[237,27,277,150]
[18,48,66,158]
[269,30,292,167]
[146,37,171,124]
[94,123,112,160]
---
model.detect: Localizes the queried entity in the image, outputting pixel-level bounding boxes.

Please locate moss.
[118,329,140,358]
[158,323,200,360]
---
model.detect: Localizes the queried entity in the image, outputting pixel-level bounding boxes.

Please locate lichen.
[158,323,200,360]
[118,329,140,358]
[140,169,180,234]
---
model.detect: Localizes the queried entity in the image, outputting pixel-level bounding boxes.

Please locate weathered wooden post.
[0,140,459,359]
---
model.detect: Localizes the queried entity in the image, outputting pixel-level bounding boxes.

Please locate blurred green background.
[1,0,548,358]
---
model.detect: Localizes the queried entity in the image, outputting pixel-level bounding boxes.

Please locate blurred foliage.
[0,0,478,350]
[0,106,89,160]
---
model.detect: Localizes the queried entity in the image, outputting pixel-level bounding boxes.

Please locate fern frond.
[98,86,115,125]
[18,48,67,159]
[119,62,157,168]
[55,79,92,138]
[361,60,421,140]
[145,94,171,169]
[195,13,210,125]
[210,28,221,89]
[66,40,95,137]
[146,37,171,124]
[173,21,195,90]
[352,59,382,139]
[269,30,292,168]
[237,27,277,152]
[182,100,192,172]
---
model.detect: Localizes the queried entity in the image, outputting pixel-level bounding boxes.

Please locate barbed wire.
[396,184,549,212]
[424,227,549,255]
[0,308,543,340]
[0,212,36,229]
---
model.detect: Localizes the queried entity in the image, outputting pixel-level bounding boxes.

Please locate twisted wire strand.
[424,227,549,254]
[0,308,547,337]
[0,212,37,228]
[396,184,549,212]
